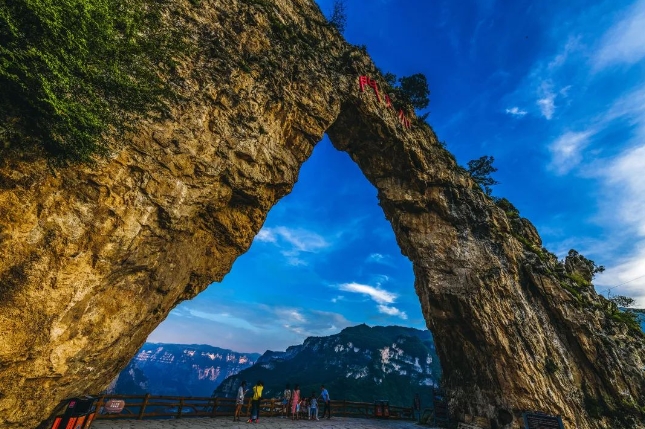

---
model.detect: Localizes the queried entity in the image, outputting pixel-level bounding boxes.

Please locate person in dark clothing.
[413,393,421,422]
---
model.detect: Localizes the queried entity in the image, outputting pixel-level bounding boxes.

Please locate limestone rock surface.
[0,1,644,428]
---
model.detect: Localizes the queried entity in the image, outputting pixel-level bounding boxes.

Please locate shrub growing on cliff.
[383,72,430,111]
[467,155,499,195]
[493,197,519,218]
[0,0,187,164]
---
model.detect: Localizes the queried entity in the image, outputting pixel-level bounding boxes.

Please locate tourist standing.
[281,383,292,418]
[291,384,301,420]
[234,380,248,421]
[319,385,331,419]
[413,393,421,422]
[248,380,263,423]
[309,393,318,420]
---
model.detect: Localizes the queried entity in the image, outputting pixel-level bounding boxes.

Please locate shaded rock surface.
[0,0,643,428]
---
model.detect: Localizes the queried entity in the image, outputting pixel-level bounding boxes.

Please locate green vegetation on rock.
[0,0,188,164]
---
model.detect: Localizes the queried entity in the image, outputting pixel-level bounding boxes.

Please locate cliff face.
[111,343,260,397]
[0,0,643,428]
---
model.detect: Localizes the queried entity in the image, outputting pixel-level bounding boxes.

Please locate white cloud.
[548,130,596,175]
[505,107,527,117]
[593,0,645,69]
[187,309,262,332]
[377,305,408,320]
[366,254,397,270]
[548,36,581,70]
[254,226,330,265]
[595,245,645,306]
[368,253,385,262]
[537,82,557,119]
[336,282,411,320]
[338,282,397,304]
[275,308,307,324]
[598,144,645,234]
[590,144,645,306]
[272,226,329,252]
[255,228,276,243]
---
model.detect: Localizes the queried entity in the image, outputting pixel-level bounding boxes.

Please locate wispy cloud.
[505,107,527,117]
[367,253,385,263]
[156,300,354,352]
[337,282,408,320]
[548,130,595,175]
[537,81,557,119]
[591,143,645,304]
[366,253,396,268]
[338,282,397,304]
[593,0,645,69]
[377,305,408,319]
[254,226,330,265]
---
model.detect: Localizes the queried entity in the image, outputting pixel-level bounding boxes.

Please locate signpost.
[523,412,565,429]
[457,423,483,429]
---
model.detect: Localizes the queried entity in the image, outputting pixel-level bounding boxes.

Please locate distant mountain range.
[110,343,261,397]
[213,324,442,407]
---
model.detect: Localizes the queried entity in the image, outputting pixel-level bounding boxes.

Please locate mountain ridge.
[214,324,441,407]
[111,342,261,397]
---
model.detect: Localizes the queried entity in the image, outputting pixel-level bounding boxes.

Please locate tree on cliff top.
[0,0,189,164]
[329,0,347,33]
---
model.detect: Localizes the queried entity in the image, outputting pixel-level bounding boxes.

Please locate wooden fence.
[90,394,413,421]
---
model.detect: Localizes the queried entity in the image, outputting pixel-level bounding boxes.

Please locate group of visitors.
[232,380,331,423]
[280,384,331,421]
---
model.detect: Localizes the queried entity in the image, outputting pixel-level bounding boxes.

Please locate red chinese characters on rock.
[359,75,411,129]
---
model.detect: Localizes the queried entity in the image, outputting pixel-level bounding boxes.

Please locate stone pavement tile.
[91,417,424,429]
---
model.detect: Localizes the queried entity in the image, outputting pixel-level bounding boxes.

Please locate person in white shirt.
[233,381,247,422]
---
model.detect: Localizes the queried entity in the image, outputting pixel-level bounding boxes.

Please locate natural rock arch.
[0,1,643,428]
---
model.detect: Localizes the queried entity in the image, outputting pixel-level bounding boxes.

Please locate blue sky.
[147,0,645,353]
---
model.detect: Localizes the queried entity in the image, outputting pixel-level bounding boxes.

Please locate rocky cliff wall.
[0,0,643,428]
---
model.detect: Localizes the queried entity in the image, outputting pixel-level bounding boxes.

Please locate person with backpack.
[234,380,248,421]
[247,380,263,423]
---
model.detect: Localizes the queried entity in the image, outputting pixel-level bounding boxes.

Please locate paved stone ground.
[92,416,430,429]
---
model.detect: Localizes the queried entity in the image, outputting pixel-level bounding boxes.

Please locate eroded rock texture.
[0,0,643,428]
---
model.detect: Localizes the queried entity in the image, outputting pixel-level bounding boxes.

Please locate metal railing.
[89,394,413,421]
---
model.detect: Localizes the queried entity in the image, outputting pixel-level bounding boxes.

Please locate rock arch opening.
[0,0,643,428]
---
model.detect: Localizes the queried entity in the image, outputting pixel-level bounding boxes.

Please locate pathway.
[92,417,429,429]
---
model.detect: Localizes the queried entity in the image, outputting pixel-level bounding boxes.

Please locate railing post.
[270,398,275,417]
[343,399,347,417]
[210,397,216,417]
[213,397,219,417]
[178,398,184,418]
[138,393,150,420]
